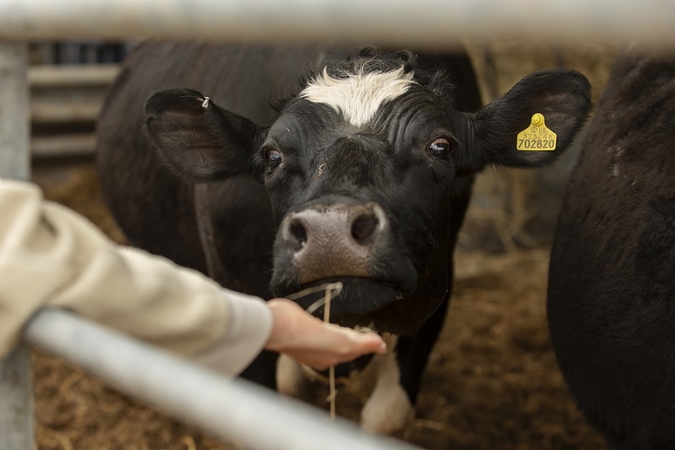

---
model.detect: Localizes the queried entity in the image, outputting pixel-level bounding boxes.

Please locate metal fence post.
[0,40,34,450]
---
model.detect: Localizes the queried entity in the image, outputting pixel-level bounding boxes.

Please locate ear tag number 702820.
[517,113,557,151]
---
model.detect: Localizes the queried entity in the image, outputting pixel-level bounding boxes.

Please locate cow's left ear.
[144,88,265,183]
[455,69,591,175]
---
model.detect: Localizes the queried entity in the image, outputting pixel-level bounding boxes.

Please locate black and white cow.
[548,50,675,449]
[97,41,590,433]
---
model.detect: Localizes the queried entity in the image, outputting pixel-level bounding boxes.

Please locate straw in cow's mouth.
[286,281,343,419]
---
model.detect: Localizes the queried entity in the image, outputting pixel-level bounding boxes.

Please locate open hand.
[264,299,387,370]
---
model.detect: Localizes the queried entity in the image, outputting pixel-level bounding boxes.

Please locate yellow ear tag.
[516,113,557,151]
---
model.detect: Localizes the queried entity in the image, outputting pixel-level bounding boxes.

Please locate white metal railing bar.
[0,0,674,47]
[0,40,33,450]
[23,309,421,450]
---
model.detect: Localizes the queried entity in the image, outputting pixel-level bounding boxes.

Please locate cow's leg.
[360,335,411,434]
[360,293,449,434]
[276,353,306,397]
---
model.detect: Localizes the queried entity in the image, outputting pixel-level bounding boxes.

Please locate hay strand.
[287,282,343,419]
[323,285,337,420]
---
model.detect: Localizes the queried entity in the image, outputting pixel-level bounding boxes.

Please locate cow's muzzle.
[271,201,418,330]
[278,202,387,284]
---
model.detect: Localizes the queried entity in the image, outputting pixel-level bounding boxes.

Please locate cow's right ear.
[144,88,265,183]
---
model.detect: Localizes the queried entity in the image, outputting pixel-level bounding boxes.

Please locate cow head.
[144,51,591,335]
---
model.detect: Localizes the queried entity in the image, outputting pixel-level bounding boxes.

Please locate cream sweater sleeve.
[0,178,272,376]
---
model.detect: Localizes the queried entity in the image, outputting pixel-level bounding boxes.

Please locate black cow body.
[98,40,590,433]
[548,51,675,449]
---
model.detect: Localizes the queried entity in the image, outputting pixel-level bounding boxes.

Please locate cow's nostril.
[289,220,308,248]
[351,213,379,243]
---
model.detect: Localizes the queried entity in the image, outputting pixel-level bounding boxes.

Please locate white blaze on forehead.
[300,66,416,127]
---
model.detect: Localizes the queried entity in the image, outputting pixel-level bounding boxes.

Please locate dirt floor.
[31,163,609,450]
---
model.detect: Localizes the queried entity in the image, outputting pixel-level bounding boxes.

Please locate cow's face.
[145,53,591,334]
[262,63,469,332]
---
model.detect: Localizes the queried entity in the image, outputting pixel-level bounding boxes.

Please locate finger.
[319,323,387,354]
[340,330,387,355]
[285,335,385,369]
[353,333,388,354]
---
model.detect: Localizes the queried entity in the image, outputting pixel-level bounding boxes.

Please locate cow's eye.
[429,138,452,159]
[265,149,283,171]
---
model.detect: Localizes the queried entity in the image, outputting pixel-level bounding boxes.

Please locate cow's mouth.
[282,276,404,331]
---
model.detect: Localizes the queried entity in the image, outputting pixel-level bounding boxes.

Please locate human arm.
[0,178,384,375]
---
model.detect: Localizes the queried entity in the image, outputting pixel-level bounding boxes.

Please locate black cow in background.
[548,50,675,449]
[97,41,591,434]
